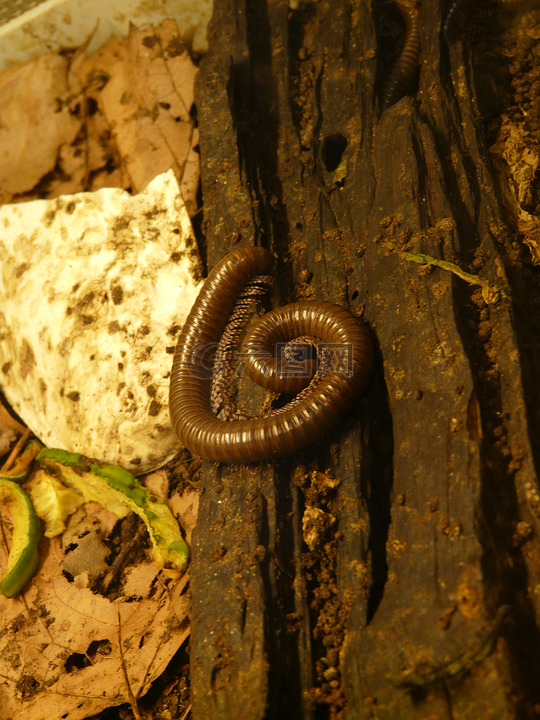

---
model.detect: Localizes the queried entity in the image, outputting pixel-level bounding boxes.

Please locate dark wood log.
[189,0,540,717]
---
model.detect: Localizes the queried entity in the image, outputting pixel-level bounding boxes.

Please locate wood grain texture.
[187,0,540,717]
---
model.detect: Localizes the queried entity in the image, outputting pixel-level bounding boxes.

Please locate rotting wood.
[189,0,540,718]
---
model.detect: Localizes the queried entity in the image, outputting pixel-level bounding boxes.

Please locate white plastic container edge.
[0,0,212,70]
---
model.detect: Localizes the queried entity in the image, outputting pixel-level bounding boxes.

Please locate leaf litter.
[0,464,199,720]
[0,17,202,719]
[0,18,200,215]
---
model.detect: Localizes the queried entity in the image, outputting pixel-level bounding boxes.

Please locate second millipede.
[169,246,374,463]
[382,0,421,110]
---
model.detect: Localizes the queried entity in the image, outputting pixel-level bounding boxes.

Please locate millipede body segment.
[169,246,373,463]
[382,0,421,109]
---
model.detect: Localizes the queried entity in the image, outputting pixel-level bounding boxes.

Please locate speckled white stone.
[0,171,203,473]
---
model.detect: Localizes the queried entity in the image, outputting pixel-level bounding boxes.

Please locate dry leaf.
[0,401,27,460]
[0,429,16,457]
[72,19,200,212]
[60,505,114,579]
[0,52,81,195]
[0,487,196,720]
[0,19,200,214]
[0,402,26,435]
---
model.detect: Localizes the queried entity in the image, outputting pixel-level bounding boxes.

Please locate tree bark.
[189,1,540,718]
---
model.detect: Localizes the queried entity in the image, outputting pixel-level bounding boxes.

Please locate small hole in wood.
[321,133,348,172]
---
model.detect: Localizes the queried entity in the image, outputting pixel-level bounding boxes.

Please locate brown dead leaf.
[72,19,200,212]
[60,504,116,581]
[0,485,196,720]
[0,428,16,458]
[0,19,199,214]
[0,52,81,195]
[0,400,27,461]
[0,401,26,435]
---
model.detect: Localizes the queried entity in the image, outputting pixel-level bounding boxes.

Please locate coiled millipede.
[169,246,374,463]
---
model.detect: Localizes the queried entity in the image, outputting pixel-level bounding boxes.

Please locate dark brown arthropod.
[169,246,373,463]
[381,0,421,110]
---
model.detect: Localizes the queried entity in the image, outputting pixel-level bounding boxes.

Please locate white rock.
[0,171,202,473]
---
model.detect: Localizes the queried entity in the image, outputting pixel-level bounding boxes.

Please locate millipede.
[169,246,374,463]
[381,0,421,110]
